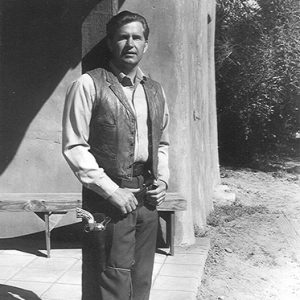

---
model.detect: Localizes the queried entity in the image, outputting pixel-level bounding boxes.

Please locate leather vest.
[87,68,165,181]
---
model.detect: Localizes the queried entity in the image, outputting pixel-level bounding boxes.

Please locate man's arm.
[62,75,138,213]
[62,74,119,198]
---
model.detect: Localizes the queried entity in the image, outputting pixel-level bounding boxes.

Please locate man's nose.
[126,37,134,47]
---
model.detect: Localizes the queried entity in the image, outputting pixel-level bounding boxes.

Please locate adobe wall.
[119,0,220,244]
[0,1,113,193]
[0,0,219,244]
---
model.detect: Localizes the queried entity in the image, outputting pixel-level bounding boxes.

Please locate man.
[62,10,169,300]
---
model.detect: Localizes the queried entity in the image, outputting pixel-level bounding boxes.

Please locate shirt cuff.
[84,175,119,199]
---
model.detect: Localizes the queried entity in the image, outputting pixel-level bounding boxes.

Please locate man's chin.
[120,59,139,67]
[122,57,137,63]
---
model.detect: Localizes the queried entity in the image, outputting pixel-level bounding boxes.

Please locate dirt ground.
[198,158,300,300]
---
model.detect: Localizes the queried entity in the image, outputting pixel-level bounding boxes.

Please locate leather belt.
[134,181,157,207]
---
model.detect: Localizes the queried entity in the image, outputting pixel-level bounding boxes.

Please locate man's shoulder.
[86,67,110,78]
[84,67,117,88]
[143,75,163,89]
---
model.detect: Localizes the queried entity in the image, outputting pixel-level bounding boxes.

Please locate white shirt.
[62,67,169,199]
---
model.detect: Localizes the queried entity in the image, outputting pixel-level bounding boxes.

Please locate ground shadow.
[0,223,82,257]
[0,284,41,300]
[0,220,170,256]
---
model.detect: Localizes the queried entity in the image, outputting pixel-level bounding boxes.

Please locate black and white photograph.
[0,1,299,299]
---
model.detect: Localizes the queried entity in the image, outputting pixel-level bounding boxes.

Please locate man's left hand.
[146,180,167,207]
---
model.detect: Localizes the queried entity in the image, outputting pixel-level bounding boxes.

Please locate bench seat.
[0,192,186,257]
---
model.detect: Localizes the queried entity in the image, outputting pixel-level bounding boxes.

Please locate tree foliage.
[216,0,300,164]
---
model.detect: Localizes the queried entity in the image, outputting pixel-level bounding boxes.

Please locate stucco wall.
[0,0,219,244]
[119,0,220,244]
[0,1,112,193]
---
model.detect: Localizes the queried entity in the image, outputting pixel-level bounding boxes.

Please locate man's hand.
[146,180,167,207]
[107,188,138,214]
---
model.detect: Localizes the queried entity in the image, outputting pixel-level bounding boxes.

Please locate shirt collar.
[109,61,146,87]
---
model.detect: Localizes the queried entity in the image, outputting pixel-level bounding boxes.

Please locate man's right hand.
[107,188,138,214]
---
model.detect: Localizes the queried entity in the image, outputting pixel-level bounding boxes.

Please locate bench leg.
[170,212,175,256]
[44,212,51,258]
[166,211,175,256]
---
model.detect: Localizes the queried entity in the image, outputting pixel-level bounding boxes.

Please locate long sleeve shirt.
[62,68,170,199]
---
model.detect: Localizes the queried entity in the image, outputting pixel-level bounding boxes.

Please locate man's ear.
[143,41,149,54]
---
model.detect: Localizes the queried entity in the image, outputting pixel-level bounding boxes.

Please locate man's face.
[108,21,148,70]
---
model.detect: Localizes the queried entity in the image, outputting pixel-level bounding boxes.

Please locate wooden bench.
[0,193,186,257]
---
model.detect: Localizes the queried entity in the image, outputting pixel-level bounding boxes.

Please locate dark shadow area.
[217,111,250,165]
[156,212,171,255]
[0,218,171,256]
[0,223,82,257]
[82,37,111,73]
[0,0,100,174]
[118,0,126,9]
[0,284,41,300]
[156,215,168,248]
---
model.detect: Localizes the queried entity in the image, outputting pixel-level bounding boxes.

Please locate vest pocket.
[92,124,117,159]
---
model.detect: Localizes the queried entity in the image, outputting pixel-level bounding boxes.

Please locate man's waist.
[109,162,151,186]
[114,162,155,200]
[132,162,150,176]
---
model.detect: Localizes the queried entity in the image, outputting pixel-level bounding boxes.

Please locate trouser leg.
[82,229,106,300]
[82,211,136,300]
[99,212,136,300]
[81,173,157,300]
[132,206,158,300]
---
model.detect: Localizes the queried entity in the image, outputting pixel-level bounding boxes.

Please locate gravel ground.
[198,158,300,300]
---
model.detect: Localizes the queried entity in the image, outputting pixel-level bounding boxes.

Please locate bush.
[216,0,300,164]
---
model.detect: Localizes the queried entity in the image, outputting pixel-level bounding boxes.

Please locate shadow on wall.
[0,0,101,175]
[82,37,111,73]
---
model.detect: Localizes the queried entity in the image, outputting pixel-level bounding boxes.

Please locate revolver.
[76,207,111,232]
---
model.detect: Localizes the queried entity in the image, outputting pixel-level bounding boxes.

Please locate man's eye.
[118,36,127,41]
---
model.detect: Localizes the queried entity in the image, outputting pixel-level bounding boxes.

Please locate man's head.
[106,11,149,72]
[106,11,149,41]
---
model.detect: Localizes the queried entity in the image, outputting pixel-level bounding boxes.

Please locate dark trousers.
[81,177,158,300]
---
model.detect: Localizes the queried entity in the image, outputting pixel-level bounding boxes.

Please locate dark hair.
[106,11,149,40]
